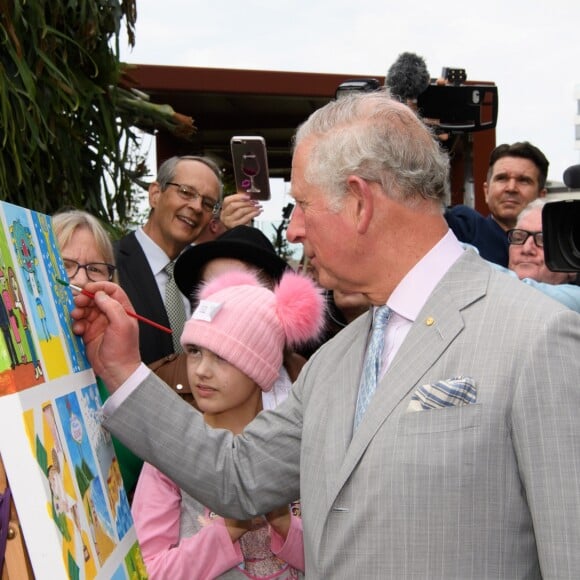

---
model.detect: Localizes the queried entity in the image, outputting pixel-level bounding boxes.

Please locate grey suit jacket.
[106,251,580,578]
[114,232,174,364]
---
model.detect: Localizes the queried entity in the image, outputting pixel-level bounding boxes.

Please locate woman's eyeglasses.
[63,259,116,282]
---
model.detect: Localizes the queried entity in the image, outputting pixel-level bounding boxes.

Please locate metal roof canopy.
[124,64,380,179]
[125,64,496,213]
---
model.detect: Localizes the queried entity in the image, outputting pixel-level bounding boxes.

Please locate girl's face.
[185,344,262,429]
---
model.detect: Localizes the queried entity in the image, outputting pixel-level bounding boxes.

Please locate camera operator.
[502,198,580,311]
[509,199,576,285]
[461,196,580,311]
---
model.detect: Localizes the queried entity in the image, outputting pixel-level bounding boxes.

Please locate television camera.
[335,58,498,134]
[544,164,580,273]
[335,55,499,208]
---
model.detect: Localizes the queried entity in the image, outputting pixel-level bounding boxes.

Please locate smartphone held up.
[230,136,271,201]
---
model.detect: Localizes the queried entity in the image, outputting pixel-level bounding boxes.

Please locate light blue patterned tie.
[354,305,391,430]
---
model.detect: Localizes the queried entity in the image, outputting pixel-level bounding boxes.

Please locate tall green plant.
[0,0,186,228]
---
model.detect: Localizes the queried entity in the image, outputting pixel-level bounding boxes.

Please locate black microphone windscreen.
[385,52,431,102]
[563,164,580,189]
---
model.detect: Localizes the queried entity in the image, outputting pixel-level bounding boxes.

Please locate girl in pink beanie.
[131,269,324,579]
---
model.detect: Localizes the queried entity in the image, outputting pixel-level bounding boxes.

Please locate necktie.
[354,305,391,430]
[164,260,186,353]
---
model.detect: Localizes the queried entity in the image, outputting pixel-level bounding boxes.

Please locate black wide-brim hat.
[174,225,289,298]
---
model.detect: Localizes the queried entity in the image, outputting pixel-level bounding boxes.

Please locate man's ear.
[538,188,547,198]
[345,175,373,234]
[208,218,220,234]
[149,181,162,208]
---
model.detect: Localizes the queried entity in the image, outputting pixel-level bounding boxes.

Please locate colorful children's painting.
[0,201,146,579]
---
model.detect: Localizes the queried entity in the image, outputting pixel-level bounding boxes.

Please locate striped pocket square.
[407,377,477,412]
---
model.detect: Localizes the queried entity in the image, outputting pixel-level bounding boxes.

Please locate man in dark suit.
[445,141,549,266]
[114,155,222,364]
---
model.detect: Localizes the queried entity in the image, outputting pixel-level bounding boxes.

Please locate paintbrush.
[56,278,173,335]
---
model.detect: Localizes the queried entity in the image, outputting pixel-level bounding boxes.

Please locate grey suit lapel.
[321,314,371,501]
[327,251,489,507]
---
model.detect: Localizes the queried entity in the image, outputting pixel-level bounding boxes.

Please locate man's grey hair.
[156,155,224,199]
[293,89,450,211]
[516,197,547,225]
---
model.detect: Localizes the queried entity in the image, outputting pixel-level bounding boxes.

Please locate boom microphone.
[385,52,431,102]
[563,164,580,189]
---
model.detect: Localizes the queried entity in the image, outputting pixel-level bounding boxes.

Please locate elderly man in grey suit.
[72,91,580,579]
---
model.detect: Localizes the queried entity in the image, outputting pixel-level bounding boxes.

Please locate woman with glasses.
[52,209,117,286]
[507,199,577,285]
[52,208,143,498]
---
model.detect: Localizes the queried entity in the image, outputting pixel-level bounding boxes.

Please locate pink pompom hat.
[180,269,325,391]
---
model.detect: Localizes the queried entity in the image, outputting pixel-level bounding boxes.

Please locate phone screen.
[230,136,271,201]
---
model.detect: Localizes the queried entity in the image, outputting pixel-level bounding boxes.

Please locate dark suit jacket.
[114,232,174,364]
[445,204,508,267]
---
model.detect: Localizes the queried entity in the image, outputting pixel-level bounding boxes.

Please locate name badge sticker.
[193,300,223,322]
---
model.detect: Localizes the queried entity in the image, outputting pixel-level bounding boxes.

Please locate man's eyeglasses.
[507,229,544,248]
[166,182,221,214]
[63,259,116,282]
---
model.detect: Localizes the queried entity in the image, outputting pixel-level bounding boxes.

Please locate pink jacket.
[132,462,304,579]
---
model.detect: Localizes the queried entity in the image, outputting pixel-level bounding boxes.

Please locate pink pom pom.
[275,272,325,346]
[199,269,261,300]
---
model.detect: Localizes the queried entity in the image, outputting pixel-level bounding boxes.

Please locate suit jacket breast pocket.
[397,403,481,435]
[394,405,482,490]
